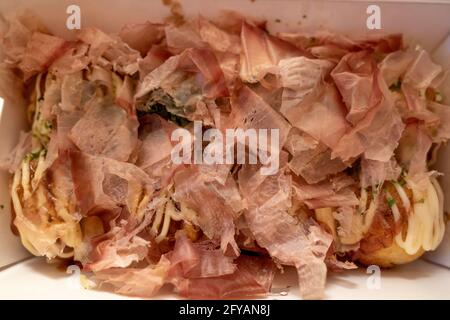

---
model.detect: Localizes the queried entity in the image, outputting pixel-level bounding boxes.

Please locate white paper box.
[0,0,449,299]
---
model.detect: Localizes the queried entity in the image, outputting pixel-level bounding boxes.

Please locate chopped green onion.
[389,78,402,91]
[387,198,396,208]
